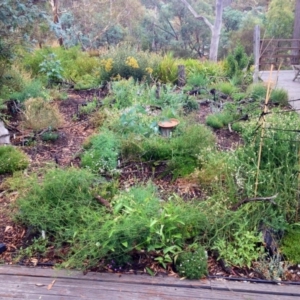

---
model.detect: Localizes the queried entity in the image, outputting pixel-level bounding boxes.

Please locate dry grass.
[23,97,63,131]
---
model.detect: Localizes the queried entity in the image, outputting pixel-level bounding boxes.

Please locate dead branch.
[231,194,278,211]
[94,195,112,212]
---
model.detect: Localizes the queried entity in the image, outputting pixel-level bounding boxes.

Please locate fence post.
[253,25,260,83]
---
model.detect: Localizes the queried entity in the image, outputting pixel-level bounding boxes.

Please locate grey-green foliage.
[0,0,47,40]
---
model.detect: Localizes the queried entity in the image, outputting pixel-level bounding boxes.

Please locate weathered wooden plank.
[0,281,237,300]
[1,266,300,300]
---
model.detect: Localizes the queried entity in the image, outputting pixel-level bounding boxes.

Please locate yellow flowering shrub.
[101,58,114,72]
[125,56,139,69]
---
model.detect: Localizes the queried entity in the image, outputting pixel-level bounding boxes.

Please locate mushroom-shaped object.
[157,118,179,137]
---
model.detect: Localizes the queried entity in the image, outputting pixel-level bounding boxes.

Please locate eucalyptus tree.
[140,0,211,57]
[265,0,295,38]
[52,0,145,49]
[179,0,233,61]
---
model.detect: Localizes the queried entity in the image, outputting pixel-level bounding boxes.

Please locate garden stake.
[254,64,274,197]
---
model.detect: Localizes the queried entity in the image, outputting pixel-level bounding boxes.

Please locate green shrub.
[215,81,237,96]
[124,123,216,177]
[79,99,98,115]
[81,129,120,174]
[212,230,263,268]
[0,145,29,174]
[99,45,160,82]
[41,131,59,142]
[281,226,300,264]
[14,167,97,234]
[246,83,267,100]
[184,59,225,81]
[156,53,179,84]
[11,80,49,102]
[270,88,289,106]
[206,112,235,129]
[22,47,101,86]
[224,44,252,78]
[176,246,208,279]
[39,53,64,85]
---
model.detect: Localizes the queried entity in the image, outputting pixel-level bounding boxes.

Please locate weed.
[0,145,29,174]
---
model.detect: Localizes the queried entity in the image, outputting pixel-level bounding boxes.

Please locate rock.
[0,121,10,144]
[0,243,7,254]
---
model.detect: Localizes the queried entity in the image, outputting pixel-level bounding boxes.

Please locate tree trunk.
[209,0,224,61]
[49,0,63,46]
[293,0,300,40]
[180,0,225,61]
[292,0,300,63]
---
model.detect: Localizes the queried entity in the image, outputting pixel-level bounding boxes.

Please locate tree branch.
[180,0,213,32]
[231,194,278,211]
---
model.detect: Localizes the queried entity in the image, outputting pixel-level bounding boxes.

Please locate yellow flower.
[101,58,113,72]
[125,56,139,69]
[145,67,153,74]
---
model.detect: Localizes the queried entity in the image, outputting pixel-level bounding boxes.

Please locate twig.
[231,194,278,211]
[94,195,112,212]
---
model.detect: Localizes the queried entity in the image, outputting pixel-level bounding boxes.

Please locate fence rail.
[259,39,300,69]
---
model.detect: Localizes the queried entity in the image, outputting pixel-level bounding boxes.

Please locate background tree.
[265,0,294,38]
[292,0,300,39]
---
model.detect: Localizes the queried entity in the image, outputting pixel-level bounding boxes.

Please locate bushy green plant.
[215,81,237,96]
[14,167,97,235]
[11,80,49,102]
[81,129,120,174]
[176,246,208,279]
[41,131,59,142]
[281,226,300,264]
[122,123,215,178]
[206,112,235,129]
[23,47,100,84]
[246,83,267,100]
[185,60,225,81]
[79,99,98,115]
[224,44,252,78]
[39,53,64,85]
[99,45,160,82]
[156,53,180,84]
[0,145,29,174]
[186,71,207,88]
[270,88,288,106]
[213,230,263,268]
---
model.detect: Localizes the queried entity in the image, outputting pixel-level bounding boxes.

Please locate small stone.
[0,243,7,254]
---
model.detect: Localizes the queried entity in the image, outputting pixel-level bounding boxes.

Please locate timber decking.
[260,70,300,109]
[0,265,300,300]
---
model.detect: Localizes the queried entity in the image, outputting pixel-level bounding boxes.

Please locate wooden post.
[253,25,260,83]
[178,65,186,87]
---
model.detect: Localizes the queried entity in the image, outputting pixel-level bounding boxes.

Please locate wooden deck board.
[0,266,300,299]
